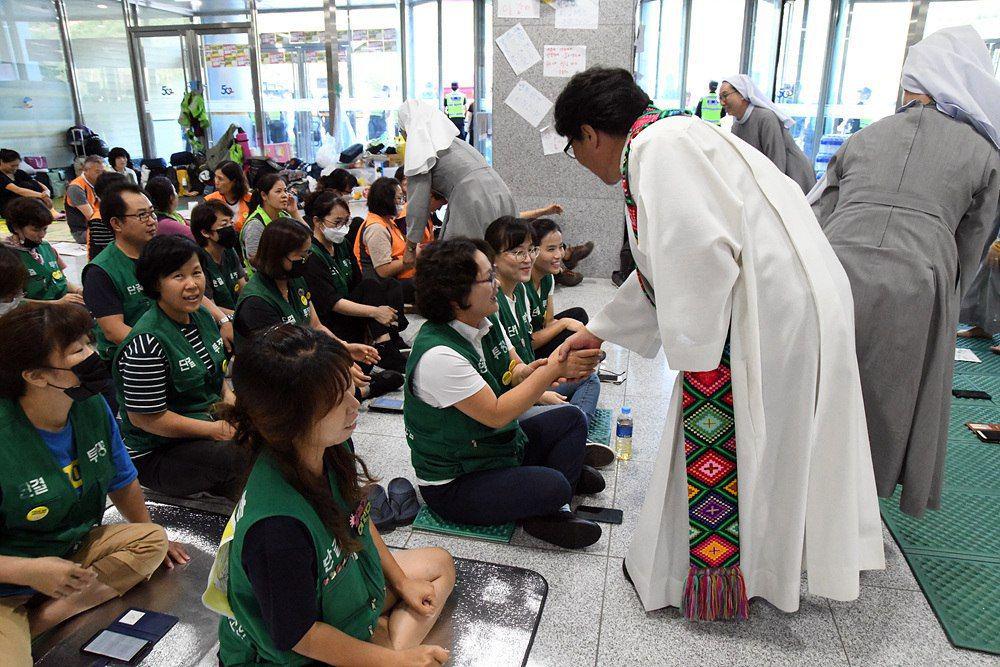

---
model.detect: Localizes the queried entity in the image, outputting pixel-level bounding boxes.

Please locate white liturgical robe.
[588,115,885,613]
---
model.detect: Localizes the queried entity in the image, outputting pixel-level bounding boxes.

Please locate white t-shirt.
[411,318,514,408]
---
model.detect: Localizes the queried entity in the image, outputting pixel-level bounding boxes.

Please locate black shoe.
[585,442,616,469]
[365,370,404,401]
[611,271,625,288]
[374,341,406,373]
[368,484,395,531]
[575,465,606,495]
[523,510,602,549]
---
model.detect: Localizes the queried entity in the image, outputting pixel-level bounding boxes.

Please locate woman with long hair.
[205,160,252,231]
[212,325,454,666]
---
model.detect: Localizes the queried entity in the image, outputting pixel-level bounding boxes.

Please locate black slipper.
[387,477,421,526]
[368,484,395,532]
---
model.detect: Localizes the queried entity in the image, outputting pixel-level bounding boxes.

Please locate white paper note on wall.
[540,126,565,155]
[543,45,586,77]
[505,80,553,127]
[554,0,599,30]
[496,24,542,75]
[497,0,540,19]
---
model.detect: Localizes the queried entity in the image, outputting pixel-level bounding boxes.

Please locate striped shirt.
[119,325,214,413]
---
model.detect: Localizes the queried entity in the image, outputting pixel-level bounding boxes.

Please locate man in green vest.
[3,198,84,304]
[694,80,726,125]
[443,82,469,140]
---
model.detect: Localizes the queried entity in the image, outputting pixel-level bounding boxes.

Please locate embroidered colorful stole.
[621,105,749,621]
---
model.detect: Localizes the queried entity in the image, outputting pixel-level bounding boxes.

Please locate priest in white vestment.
[553,68,884,615]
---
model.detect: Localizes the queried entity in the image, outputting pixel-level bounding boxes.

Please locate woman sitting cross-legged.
[233,218,401,400]
[302,190,409,373]
[527,218,590,358]
[405,238,606,549]
[0,303,187,665]
[213,324,455,666]
[113,235,251,501]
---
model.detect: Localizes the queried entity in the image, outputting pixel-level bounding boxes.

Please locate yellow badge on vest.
[52,270,63,280]
[26,506,49,521]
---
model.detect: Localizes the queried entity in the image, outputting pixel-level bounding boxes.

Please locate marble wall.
[491,0,636,279]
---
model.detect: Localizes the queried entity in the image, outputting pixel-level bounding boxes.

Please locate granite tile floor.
[352,278,994,667]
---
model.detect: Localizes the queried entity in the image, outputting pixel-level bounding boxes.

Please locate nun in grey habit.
[810,25,1000,517]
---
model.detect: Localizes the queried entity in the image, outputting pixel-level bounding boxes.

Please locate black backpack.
[66,125,96,158]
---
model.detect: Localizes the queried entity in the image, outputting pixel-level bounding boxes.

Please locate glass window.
[824,1,914,137]
[748,0,781,98]
[137,0,249,26]
[0,0,75,161]
[634,0,661,97]
[64,0,142,156]
[200,32,260,151]
[774,0,832,161]
[686,0,745,113]
[442,0,474,97]
[338,6,402,146]
[136,35,188,159]
[655,0,684,109]
[924,1,1000,61]
[257,10,328,162]
[407,0,440,104]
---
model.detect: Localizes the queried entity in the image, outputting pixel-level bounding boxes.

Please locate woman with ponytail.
[212,325,454,666]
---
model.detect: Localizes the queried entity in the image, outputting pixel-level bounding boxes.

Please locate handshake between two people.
[519,326,606,386]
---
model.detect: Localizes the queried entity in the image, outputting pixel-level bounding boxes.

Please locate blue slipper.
[387,478,420,526]
[368,484,395,532]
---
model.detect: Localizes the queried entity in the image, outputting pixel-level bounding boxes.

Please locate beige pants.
[0,522,167,666]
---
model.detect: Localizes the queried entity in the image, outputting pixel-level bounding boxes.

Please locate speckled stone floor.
[358,278,997,667]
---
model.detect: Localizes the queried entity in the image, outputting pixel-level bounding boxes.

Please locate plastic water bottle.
[616,407,633,461]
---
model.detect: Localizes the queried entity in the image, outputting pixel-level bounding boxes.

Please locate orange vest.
[354,212,415,280]
[398,203,435,245]
[204,191,252,231]
[68,175,100,219]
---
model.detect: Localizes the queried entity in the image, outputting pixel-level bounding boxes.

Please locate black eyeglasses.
[473,269,497,284]
[563,140,576,159]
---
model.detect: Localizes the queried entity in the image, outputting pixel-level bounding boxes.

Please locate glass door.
[747,0,783,98]
[196,31,260,150]
[135,34,189,159]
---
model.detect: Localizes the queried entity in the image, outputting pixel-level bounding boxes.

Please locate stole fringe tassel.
[682,565,750,621]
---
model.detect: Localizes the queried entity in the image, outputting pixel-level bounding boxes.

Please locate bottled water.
[616,407,633,461]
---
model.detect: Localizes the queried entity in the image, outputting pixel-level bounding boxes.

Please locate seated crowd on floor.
[0,152,609,665]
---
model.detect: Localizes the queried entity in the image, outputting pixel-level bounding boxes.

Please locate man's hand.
[163,541,191,569]
[18,557,96,599]
[556,327,604,362]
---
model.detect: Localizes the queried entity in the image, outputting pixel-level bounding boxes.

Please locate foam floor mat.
[588,407,614,445]
[412,505,515,543]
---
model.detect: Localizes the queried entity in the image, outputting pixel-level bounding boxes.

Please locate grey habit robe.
[405,138,516,244]
[732,105,817,194]
[812,102,1000,516]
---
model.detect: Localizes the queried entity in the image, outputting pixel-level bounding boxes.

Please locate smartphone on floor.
[368,397,404,413]
[575,505,624,524]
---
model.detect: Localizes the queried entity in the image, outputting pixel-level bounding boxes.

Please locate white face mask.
[0,298,20,316]
[323,226,349,244]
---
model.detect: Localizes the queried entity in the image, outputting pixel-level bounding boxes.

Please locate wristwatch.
[217,315,233,326]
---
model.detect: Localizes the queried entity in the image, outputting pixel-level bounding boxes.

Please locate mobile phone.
[974,429,1000,443]
[598,369,627,384]
[368,397,404,413]
[575,505,624,524]
[953,389,992,400]
[81,630,150,663]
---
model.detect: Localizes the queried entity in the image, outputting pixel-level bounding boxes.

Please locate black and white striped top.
[119,325,214,413]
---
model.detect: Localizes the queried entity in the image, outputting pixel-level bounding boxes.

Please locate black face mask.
[285,257,308,279]
[20,237,41,250]
[215,226,239,249]
[46,352,111,402]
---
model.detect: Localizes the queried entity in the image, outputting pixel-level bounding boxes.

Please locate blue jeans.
[555,372,600,428]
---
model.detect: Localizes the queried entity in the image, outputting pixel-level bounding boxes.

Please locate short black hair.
[554,67,651,140]
[101,183,146,224]
[318,168,358,194]
[0,246,28,300]
[709,80,719,92]
[5,197,52,232]
[367,177,400,218]
[108,146,131,166]
[530,217,563,246]
[94,171,127,200]
[145,176,175,213]
[215,160,248,202]
[190,200,233,247]
[136,234,204,301]
[303,189,349,228]
[415,238,494,324]
[254,217,311,278]
[248,172,284,212]
[485,216,532,255]
[393,166,406,182]
[0,149,19,163]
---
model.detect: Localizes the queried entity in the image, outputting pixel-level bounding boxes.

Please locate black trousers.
[326,277,409,344]
[534,307,589,358]
[131,438,252,501]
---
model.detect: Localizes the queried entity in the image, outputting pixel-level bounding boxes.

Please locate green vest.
[496,283,535,363]
[403,321,526,482]
[218,451,385,666]
[113,305,226,456]
[0,396,115,559]
[700,93,723,124]
[309,237,354,297]
[234,273,312,351]
[444,91,467,118]
[19,242,68,301]
[84,244,152,360]
[204,247,244,310]
[524,274,554,332]
[240,206,291,275]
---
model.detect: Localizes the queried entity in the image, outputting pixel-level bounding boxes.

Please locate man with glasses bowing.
[553,67,883,620]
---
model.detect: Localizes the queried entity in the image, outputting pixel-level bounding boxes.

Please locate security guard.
[694,80,726,125]
[443,82,469,139]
